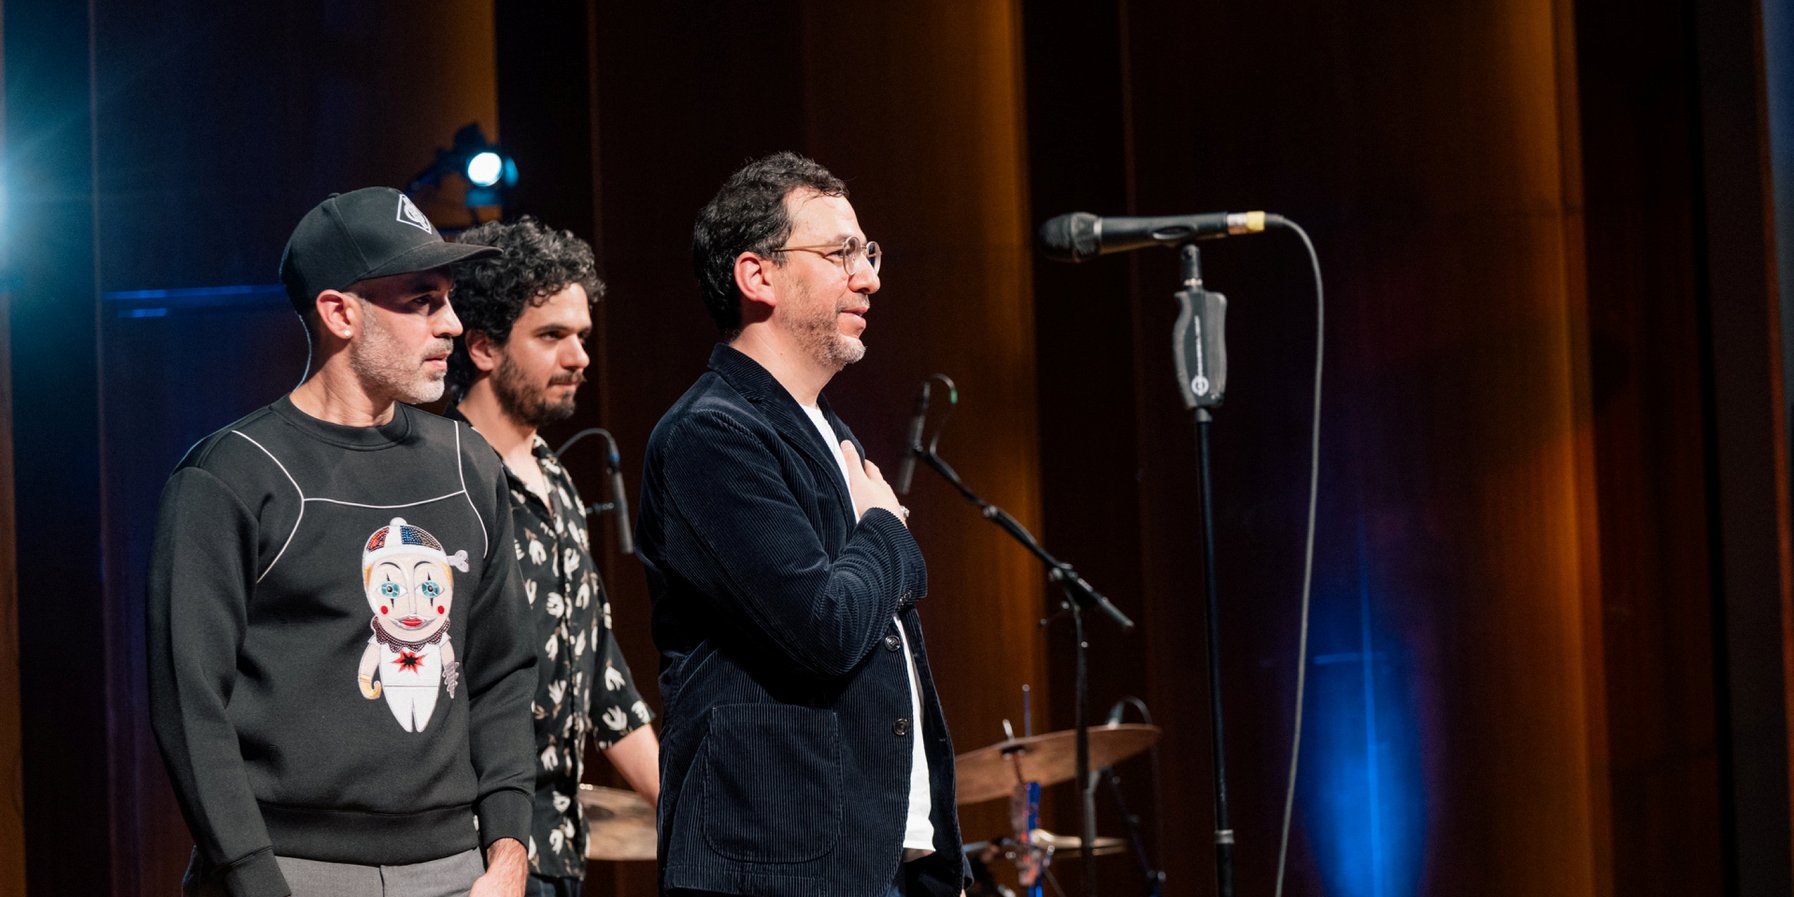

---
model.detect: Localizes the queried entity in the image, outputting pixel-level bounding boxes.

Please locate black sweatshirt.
[147,395,537,897]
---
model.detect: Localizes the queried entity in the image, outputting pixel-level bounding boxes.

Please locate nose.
[850,262,880,295]
[565,337,590,370]
[436,300,464,338]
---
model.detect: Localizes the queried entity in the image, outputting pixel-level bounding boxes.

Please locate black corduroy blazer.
[638,345,967,897]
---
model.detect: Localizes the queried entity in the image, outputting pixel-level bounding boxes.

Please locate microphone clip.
[1173,245,1228,411]
[896,373,958,498]
[554,426,636,557]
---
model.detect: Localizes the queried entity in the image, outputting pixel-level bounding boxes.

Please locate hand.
[358,674,381,700]
[841,441,906,527]
[468,838,527,897]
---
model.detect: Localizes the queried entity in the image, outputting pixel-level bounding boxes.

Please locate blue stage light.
[465,151,503,188]
[408,123,516,213]
[1300,521,1426,897]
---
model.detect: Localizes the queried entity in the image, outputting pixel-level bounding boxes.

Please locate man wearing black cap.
[148,187,538,897]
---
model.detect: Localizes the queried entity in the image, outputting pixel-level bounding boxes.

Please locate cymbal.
[578,784,655,861]
[962,829,1127,859]
[954,723,1161,805]
[1028,828,1126,858]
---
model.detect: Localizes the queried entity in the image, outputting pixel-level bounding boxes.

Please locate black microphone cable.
[1266,215,1322,897]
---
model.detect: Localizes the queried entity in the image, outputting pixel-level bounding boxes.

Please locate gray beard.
[795,307,866,369]
[349,323,447,406]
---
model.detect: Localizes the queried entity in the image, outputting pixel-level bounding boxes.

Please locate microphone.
[605,447,634,558]
[1038,210,1269,262]
[894,382,930,497]
[555,427,634,557]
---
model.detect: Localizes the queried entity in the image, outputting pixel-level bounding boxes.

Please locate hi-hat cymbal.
[962,828,1127,860]
[954,723,1161,805]
[1028,828,1126,858]
[578,784,655,861]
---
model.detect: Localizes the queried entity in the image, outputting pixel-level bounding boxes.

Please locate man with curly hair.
[445,217,660,897]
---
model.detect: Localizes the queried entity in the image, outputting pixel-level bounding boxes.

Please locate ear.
[734,250,780,314]
[315,289,359,342]
[465,329,502,374]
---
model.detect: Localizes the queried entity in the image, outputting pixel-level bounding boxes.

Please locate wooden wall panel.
[1026,0,1607,894]
[1571,0,1792,891]
[0,15,21,886]
[7,1,112,892]
[1017,6,1163,894]
[0,263,24,897]
[1689,0,1793,889]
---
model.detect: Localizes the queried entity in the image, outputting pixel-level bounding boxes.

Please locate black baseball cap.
[278,186,500,314]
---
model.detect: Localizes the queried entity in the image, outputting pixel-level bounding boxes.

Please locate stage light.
[408,123,518,214]
[465,150,504,188]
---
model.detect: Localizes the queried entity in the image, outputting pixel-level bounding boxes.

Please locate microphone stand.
[555,427,632,551]
[913,446,1132,897]
[1171,243,1236,897]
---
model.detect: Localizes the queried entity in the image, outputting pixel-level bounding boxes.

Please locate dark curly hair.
[692,151,846,337]
[445,217,603,399]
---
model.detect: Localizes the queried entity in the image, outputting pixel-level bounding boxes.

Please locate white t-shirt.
[801,403,935,855]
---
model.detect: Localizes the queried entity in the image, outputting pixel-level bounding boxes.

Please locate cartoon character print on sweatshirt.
[355,516,470,732]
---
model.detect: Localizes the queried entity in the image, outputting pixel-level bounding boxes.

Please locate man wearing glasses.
[636,152,969,897]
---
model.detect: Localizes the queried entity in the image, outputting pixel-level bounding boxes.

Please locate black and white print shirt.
[499,433,652,878]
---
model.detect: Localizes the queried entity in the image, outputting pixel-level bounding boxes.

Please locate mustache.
[549,371,587,387]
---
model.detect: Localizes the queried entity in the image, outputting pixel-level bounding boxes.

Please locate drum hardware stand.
[1017,687,1045,897]
[912,443,1133,897]
[1103,697,1165,897]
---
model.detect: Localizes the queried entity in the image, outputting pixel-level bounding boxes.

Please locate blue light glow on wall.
[1299,520,1426,897]
[104,283,285,318]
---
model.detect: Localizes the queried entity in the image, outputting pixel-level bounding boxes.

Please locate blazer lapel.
[708,345,858,527]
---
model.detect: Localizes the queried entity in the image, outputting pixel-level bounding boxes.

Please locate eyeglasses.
[768,237,882,278]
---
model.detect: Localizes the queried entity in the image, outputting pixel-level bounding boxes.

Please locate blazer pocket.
[700,703,842,863]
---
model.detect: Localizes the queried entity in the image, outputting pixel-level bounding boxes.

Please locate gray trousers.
[184,847,485,897]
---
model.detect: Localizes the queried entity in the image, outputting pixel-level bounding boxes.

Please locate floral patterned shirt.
[472,425,653,878]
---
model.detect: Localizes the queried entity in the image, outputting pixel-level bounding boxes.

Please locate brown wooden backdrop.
[2,0,1789,895]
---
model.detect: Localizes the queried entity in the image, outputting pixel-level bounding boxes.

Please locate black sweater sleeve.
[146,465,292,897]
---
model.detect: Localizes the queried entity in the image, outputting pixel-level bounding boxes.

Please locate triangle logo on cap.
[396,194,434,234]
